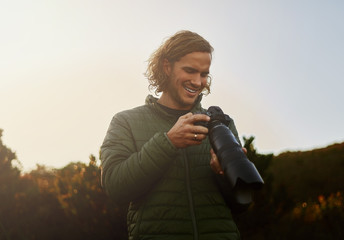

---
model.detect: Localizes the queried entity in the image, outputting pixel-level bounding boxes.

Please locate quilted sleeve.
[100,112,178,204]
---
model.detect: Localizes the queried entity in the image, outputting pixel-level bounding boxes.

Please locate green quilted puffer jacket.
[101,95,241,240]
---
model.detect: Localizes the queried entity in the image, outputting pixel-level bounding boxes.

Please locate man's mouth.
[184,86,198,94]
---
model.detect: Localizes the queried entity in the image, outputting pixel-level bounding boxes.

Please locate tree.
[0,129,21,240]
[235,136,275,239]
[52,155,127,239]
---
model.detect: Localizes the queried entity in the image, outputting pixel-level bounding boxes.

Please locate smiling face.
[158,52,211,110]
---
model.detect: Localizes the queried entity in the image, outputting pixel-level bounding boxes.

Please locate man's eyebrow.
[182,66,197,71]
[182,66,209,74]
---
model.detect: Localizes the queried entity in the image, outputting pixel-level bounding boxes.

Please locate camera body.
[196,106,264,205]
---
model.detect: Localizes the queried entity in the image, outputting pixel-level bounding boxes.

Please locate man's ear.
[163,59,171,76]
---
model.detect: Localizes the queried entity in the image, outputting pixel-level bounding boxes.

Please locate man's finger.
[180,112,193,119]
[210,149,223,175]
[190,113,210,123]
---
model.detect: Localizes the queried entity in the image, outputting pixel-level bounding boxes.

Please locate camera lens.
[209,122,264,191]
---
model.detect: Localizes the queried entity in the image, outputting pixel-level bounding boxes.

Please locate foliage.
[235,137,344,240]
[269,142,344,202]
[0,129,127,240]
[0,129,343,239]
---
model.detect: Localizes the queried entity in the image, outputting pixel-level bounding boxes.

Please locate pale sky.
[1,0,343,172]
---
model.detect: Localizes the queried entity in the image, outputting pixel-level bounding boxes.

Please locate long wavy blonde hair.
[145,30,214,95]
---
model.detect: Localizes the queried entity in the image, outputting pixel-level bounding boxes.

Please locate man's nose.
[190,74,202,87]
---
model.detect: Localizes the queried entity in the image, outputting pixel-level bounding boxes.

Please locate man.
[101,30,246,240]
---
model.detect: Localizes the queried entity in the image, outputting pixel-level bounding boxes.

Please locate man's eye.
[185,68,195,73]
[201,73,209,78]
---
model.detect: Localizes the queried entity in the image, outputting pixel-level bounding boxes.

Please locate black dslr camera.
[196,106,264,205]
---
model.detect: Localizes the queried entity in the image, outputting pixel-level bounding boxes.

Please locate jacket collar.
[145,94,205,119]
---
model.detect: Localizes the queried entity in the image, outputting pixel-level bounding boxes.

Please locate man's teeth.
[184,87,197,93]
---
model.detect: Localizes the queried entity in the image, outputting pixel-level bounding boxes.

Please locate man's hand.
[210,147,247,175]
[167,113,210,148]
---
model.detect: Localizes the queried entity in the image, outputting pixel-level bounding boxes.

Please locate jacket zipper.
[183,150,198,240]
